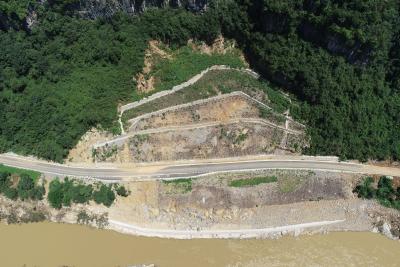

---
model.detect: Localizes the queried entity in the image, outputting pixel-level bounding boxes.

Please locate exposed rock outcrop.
[298,20,371,65]
[68,0,207,19]
[0,0,208,31]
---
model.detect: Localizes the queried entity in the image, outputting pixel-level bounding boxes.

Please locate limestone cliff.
[0,0,208,30]
[65,0,207,18]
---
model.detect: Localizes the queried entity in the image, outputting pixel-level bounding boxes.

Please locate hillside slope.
[0,0,399,162]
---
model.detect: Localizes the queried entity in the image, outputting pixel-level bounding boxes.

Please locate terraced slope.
[93,68,308,163]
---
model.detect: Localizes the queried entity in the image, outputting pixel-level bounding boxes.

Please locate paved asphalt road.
[0,153,384,181]
[0,154,128,180]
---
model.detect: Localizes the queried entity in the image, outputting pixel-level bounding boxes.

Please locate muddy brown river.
[1,222,399,267]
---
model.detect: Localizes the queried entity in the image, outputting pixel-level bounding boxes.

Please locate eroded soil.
[128,122,285,162]
[131,94,260,132]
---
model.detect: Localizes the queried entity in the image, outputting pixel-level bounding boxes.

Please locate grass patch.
[229,176,277,187]
[149,45,244,92]
[277,171,313,193]
[259,107,287,126]
[0,164,41,182]
[130,45,245,102]
[162,178,192,194]
[278,177,305,193]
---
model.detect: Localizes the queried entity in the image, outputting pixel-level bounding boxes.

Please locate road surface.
[1,153,399,181]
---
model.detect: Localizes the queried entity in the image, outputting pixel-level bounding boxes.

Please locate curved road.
[1,153,399,181]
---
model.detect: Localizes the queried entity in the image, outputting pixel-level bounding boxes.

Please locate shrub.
[354,176,399,210]
[163,178,192,193]
[354,176,375,199]
[47,179,64,209]
[48,178,127,209]
[17,174,44,201]
[3,187,18,200]
[115,185,129,197]
[48,178,94,209]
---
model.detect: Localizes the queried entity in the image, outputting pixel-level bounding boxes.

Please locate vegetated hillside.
[210,0,400,161]
[1,0,400,162]
[0,7,220,162]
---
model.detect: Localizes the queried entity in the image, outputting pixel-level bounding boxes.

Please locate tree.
[72,184,93,203]
[0,171,11,189]
[17,174,35,200]
[376,176,395,202]
[47,179,64,209]
[4,187,17,200]
[93,184,115,207]
[354,176,375,199]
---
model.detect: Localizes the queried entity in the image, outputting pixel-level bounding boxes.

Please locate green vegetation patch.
[229,176,277,187]
[0,171,45,201]
[0,164,41,182]
[93,144,119,162]
[354,176,400,210]
[259,107,287,126]
[162,178,192,194]
[48,178,129,209]
[146,45,245,92]
[277,171,313,193]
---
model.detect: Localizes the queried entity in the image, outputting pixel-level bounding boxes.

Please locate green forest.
[0,0,399,162]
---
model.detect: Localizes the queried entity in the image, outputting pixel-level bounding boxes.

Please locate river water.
[0,222,399,267]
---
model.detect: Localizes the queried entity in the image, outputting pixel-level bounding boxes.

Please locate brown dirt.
[127,122,286,163]
[368,159,400,169]
[133,94,260,131]
[135,40,172,93]
[158,170,352,210]
[136,73,156,93]
[107,181,161,224]
[67,128,112,164]
[188,36,248,67]
[102,170,400,238]
[188,36,226,55]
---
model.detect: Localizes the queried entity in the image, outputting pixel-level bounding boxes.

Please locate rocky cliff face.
[256,12,370,65]
[0,0,208,31]
[298,20,371,65]
[75,0,208,19]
